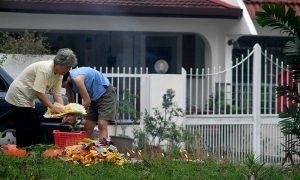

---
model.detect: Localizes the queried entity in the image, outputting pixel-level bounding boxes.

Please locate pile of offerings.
[57,138,126,166]
[1,139,142,166]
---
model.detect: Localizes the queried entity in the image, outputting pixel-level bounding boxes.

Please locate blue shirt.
[69,67,110,101]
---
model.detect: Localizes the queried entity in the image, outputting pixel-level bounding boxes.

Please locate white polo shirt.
[5,60,63,108]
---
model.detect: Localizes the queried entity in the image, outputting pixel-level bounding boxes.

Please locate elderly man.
[5,48,78,147]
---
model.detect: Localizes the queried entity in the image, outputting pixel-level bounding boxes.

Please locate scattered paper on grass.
[58,138,127,166]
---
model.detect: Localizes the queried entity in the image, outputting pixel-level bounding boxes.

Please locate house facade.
[2,0,297,163]
[0,0,255,74]
[0,0,257,128]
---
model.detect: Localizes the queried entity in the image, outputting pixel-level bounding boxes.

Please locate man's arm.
[73,74,91,109]
[53,94,64,105]
[65,86,74,103]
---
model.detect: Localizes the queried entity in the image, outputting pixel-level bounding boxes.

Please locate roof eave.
[0,2,243,19]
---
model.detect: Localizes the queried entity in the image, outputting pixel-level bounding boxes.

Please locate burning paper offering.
[44,102,87,118]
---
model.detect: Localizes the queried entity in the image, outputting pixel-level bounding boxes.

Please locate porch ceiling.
[0,0,242,19]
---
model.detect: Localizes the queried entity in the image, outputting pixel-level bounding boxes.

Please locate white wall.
[1,54,55,79]
[107,70,187,138]
[140,70,186,125]
[254,21,288,37]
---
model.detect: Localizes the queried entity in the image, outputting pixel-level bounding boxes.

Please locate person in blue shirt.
[62,67,116,141]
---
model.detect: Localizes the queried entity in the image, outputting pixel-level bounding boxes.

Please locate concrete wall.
[1,54,55,79]
[110,72,187,139]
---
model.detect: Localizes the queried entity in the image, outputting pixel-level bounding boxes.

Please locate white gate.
[185,44,299,164]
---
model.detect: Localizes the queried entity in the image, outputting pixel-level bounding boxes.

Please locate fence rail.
[186,47,288,116]
[185,121,300,163]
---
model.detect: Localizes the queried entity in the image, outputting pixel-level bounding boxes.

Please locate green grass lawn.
[1,151,300,180]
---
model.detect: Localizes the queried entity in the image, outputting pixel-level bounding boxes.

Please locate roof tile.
[0,0,242,18]
[244,0,300,18]
[0,0,238,9]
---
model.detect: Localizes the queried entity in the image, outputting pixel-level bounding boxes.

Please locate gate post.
[252,44,262,158]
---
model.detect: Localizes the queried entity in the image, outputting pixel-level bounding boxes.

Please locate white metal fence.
[94,67,148,124]
[185,44,299,164]
[186,47,288,116]
[89,44,298,164]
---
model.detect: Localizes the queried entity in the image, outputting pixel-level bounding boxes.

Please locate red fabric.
[277,71,293,113]
[0,144,27,157]
[42,149,63,159]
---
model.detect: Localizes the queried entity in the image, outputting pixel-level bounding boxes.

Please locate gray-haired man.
[5,48,78,147]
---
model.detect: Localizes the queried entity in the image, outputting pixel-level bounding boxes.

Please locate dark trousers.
[10,105,40,148]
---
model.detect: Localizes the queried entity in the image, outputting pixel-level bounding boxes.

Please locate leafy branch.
[143,89,184,146]
[256,2,300,161]
[256,3,300,37]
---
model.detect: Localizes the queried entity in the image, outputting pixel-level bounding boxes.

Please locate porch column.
[252,43,262,158]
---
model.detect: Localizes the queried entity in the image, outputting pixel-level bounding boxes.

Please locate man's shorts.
[85,85,117,123]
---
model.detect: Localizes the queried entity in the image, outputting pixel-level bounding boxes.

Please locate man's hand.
[36,92,65,114]
[51,106,65,114]
[62,116,77,124]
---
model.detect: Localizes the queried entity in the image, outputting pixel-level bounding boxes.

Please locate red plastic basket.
[53,130,86,148]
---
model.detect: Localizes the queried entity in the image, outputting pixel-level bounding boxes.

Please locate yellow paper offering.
[43,102,87,118]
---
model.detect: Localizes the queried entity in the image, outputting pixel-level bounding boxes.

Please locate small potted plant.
[110,89,141,153]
